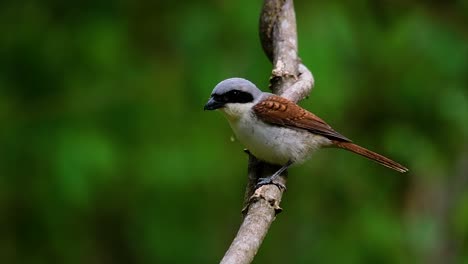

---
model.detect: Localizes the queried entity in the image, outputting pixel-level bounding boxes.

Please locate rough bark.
[220,0,314,263]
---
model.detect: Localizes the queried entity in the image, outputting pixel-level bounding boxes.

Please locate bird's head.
[204,78,262,120]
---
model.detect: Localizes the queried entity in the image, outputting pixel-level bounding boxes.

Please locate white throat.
[219,102,255,121]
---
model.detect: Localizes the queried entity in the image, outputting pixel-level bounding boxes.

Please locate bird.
[204,78,408,189]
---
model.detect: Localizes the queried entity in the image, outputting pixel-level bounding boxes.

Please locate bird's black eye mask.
[213,89,254,104]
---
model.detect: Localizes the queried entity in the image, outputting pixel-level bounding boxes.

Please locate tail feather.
[333,141,408,173]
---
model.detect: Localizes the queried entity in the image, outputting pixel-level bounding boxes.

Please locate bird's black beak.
[204,97,224,110]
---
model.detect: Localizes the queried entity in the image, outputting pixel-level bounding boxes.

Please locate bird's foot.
[254,160,292,191]
[255,175,286,191]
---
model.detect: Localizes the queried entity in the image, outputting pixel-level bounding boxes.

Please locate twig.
[220,0,314,263]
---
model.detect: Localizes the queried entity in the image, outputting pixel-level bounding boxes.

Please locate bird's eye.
[213,90,253,104]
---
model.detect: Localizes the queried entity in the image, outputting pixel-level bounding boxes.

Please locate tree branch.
[220,0,314,263]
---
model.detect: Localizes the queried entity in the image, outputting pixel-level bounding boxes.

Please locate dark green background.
[1,0,467,263]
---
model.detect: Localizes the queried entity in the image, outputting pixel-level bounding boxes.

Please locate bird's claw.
[255,176,286,191]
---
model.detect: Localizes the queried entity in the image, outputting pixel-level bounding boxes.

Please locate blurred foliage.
[0,0,467,263]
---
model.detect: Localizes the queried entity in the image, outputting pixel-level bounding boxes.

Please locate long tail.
[332,141,408,173]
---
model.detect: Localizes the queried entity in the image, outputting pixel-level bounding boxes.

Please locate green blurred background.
[1,0,467,263]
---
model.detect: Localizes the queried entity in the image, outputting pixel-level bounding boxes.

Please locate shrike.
[204,78,408,188]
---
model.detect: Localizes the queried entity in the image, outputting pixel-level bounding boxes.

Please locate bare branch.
[220,0,315,263]
[281,63,314,103]
[260,0,314,102]
[220,154,285,264]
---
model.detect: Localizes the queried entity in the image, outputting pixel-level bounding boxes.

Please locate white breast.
[220,103,332,165]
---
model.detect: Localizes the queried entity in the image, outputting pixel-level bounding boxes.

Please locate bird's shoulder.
[253,94,351,142]
[252,94,326,124]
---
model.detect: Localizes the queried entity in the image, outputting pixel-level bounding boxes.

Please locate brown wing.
[253,95,351,142]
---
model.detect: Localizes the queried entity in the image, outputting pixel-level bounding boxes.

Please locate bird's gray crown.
[211,78,262,101]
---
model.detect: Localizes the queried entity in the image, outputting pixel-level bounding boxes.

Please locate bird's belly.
[229,117,331,165]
